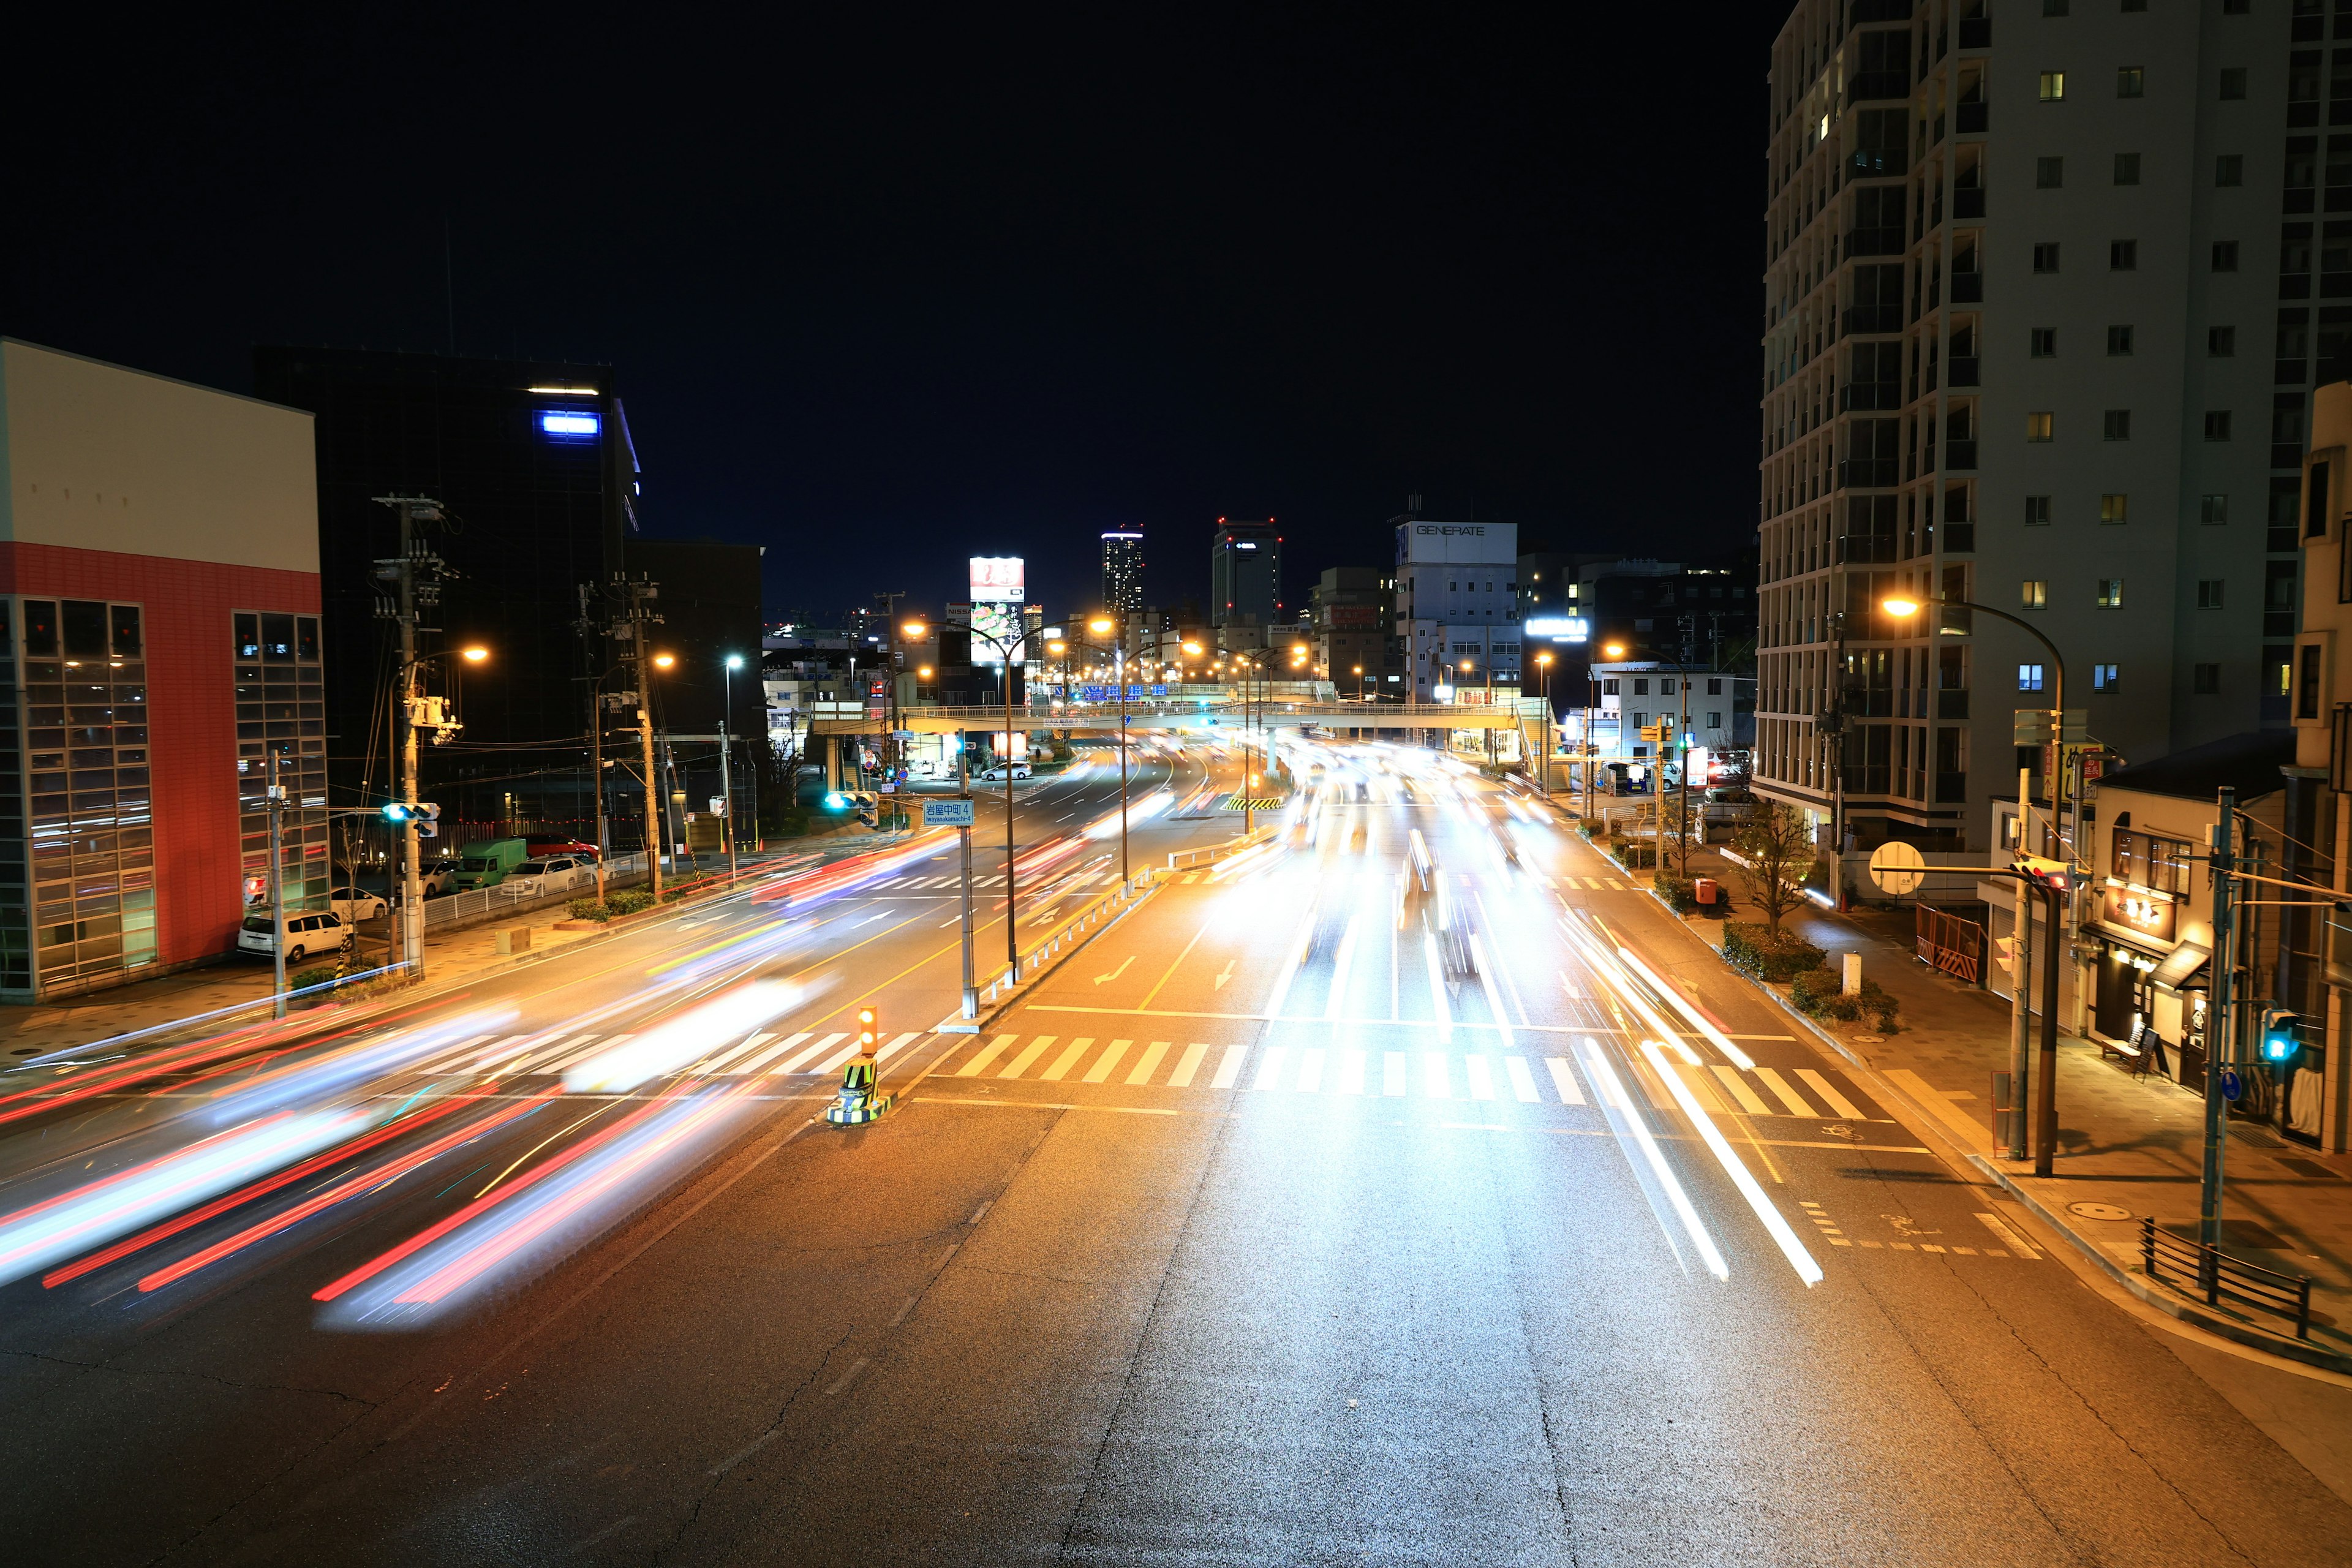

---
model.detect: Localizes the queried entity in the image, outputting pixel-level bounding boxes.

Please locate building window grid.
[7,597,156,993]
[232,610,329,929]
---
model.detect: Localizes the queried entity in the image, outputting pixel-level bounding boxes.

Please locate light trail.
[1575,1038,1728,1281]
[1640,1041,1823,1287]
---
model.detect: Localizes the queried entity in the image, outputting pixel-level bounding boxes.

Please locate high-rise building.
[1101,530,1144,621]
[1754,0,2296,853]
[1394,518,1520,701]
[1308,567,1401,698]
[1209,518,1281,628]
[252,347,639,832]
[0,339,323,997]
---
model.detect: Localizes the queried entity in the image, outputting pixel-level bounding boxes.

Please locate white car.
[505,856,590,895]
[327,886,388,922]
[976,764,1032,782]
[238,910,353,963]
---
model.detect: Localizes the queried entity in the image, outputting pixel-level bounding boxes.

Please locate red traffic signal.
[2011,854,2071,892]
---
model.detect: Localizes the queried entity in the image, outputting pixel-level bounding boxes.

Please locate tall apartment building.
[1755,0,2296,853]
[1101,530,1144,621]
[1208,518,1281,628]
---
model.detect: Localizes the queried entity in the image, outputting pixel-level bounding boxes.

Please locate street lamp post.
[1089,615,1130,886]
[720,652,744,880]
[390,644,489,977]
[1883,590,2068,1175]
[1534,651,1555,798]
[1585,641,1626,823]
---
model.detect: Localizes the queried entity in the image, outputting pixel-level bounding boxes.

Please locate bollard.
[1842,952,1862,997]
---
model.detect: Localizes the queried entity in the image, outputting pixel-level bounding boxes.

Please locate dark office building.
[621,538,766,740]
[1209,518,1281,628]
[252,347,638,831]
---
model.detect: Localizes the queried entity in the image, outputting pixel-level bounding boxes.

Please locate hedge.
[1577,818,1607,840]
[1608,838,1657,870]
[1790,968,1902,1031]
[1653,872,1697,913]
[1721,922,1828,982]
[288,963,343,993]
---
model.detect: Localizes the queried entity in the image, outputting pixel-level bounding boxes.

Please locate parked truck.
[453,837,530,890]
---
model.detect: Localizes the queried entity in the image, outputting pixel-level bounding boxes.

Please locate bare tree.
[1732,801,1812,933]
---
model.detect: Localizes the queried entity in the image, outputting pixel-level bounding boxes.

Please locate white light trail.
[1577,1039,1727,1281]
[564,982,803,1093]
[1615,946,1753,1068]
[1639,1041,1824,1287]
[1422,932,1452,1042]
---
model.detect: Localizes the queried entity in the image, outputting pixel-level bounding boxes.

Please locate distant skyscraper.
[1101,530,1144,620]
[1210,518,1281,628]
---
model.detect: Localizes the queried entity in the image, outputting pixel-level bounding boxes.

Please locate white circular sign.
[1868,840,1927,895]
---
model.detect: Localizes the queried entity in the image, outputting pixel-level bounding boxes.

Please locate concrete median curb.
[937,873,1170,1035]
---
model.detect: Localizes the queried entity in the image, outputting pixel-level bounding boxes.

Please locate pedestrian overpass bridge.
[803,699,1547,737]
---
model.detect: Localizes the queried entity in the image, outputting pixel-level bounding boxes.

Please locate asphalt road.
[4,736,2348,1565]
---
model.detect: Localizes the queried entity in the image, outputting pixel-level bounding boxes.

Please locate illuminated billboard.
[970,600,1025,665]
[970,556,1025,603]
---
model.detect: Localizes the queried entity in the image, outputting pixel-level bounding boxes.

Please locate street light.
[1586,641,1626,821]
[719,652,746,880]
[913,612,1025,1012]
[1088,614,1133,885]
[1534,651,1555,797]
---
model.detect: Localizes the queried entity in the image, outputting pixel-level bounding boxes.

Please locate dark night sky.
[6,8,1781,624]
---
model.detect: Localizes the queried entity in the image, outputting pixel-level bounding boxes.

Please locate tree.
[1732,801,1812,933]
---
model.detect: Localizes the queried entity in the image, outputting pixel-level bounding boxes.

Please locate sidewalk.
[1672,842,2352,1369]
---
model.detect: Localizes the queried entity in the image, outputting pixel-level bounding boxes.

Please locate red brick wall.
[0,543,322,967]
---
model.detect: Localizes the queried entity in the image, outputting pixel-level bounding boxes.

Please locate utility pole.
[372,495,447,977]
[958,729,977,1017]
[2008,766,2034,1161]
[2200,786,2239,1247]
[1676,658,1692,878]
[610,573,666,900]
[266,747,288,1018]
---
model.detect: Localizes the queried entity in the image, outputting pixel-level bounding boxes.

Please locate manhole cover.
[2068,1201,2133,1221]
[1852,1035,1884,1044]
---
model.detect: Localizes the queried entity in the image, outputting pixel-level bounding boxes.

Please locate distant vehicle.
[976,763,1032,782]
[326,886,387,922]
[418,858,461,897]
[1705,785,1757,805]
[454,837,530,890]
[525,836,600,862]
[238,909,353,963]
[505,856,592,896]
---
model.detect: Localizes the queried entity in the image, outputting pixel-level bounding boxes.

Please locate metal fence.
[2140,1216,2314,1340]
[418,851,652,933]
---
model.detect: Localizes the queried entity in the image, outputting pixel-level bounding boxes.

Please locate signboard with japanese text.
[969,556,1025,603]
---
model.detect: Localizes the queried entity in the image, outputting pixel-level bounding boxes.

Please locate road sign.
[928,797,976,827]
[2220,1068,2244,1102]
[1868,840,1927,895]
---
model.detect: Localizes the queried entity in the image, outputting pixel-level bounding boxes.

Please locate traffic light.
[2011,854,2071,892]
[383,801,442,838]
[2259,1007,2305,1064]
[858,1006,878,1053]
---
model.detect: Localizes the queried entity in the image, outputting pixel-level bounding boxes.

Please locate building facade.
[1101,530,1144,621]
[1755,0,2294,853]
[0,339,322,997]
[1209,518,1281,628]
[1395,519,1521,701]
[1306,567,1401,698]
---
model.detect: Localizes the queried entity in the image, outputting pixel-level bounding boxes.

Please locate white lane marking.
[1126,1041,1171,1085]
[1975,1212,2042,1260]
[1211,1042,1248,1088]
[1326,910,1364,1020]
[1340,1048,1368,1095]
[1752,1067,1819,1117]
[742,1032,810,1075]
[956,1033,1017,1077]
[1504,1055,1539,1102]
[1711,1065,1774,1115]
[876,1031,924,1064]
[1253,1046,1288,1090]
[1796,1068,1865,1120]
[1298,1047,1327,1093]
[1041,1038,1092,1081]
[1000,1035,1057,1078]
[1168,1042,1208,1088]
[1423,932,1451,1042]
[1083,1039,1133,1084]
[1465,1054,1497,1101]
[1383,1050,1409,1096]
[1422,1051,1452,1100]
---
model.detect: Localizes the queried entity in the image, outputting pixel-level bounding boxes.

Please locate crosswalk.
[940,1032,1891,1118]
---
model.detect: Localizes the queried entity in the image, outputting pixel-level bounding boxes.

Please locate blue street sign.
[927,798,976,827]
[2219,1068,2244,1102]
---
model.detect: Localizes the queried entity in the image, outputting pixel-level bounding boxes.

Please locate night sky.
[8,9,1779,623]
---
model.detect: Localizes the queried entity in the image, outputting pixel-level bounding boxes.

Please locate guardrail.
[1167,827,1275,871]
[2139,1216,2314,1340]
[419,851,652,932]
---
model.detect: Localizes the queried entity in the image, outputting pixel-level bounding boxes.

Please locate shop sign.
[2099,885,2177,943]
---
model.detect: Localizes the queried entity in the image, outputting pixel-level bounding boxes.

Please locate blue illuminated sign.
[540,410,602,438]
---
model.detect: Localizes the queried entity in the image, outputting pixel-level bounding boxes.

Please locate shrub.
[1785,969,1902,1031]
[1608,838,1657,870]
[1653,872,1697,913]
[1577,817,1607,840]
[288,963,343,993]
[567,896,612,922]
[605,888,656,916]
[1722,922,1828,982]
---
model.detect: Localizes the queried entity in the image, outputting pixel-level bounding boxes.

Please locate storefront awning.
[2152,941,2211,991]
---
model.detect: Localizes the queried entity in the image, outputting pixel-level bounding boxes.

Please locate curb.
[935,874,1167,1035]
[1702,928,2352,1378]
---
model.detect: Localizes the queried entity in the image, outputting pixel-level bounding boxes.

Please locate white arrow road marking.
[1214,960,1235,990]
[1095,956,1134,985]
